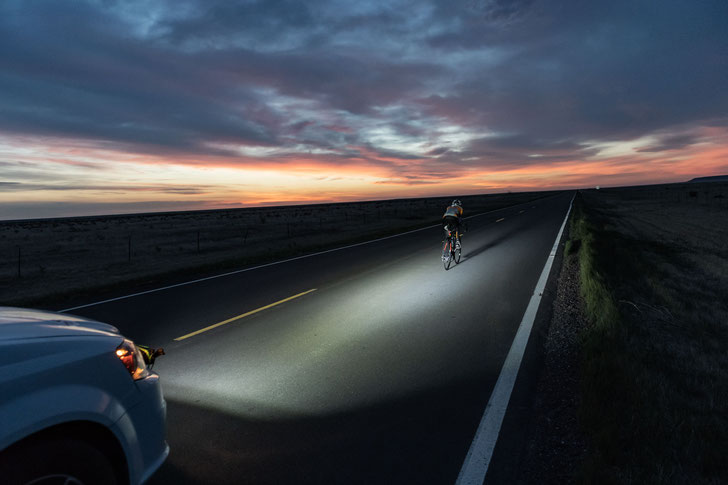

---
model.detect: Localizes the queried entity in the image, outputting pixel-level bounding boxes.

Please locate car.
[0,306,168,485]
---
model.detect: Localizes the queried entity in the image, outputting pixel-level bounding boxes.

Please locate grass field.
[569,182,728,484]
[0,190,552,306]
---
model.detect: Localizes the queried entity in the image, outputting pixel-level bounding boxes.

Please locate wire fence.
[598,181,728,208]
[1,192,550,303]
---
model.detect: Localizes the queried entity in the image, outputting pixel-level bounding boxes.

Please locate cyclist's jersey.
[443,205,463,219]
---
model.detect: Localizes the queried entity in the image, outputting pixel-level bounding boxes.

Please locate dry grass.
[0,191,551,306]
[572,185,728,484]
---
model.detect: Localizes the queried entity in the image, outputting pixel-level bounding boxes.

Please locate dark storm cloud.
[0,0,726,171]
[416,134,601,175]
[422,0,728,145]
[636,134,701,153]
[0,0,442,161]
[205,47,438,115]
[0,2,280,156]
[426,147,450,156]
[359,145,423,161]
[155,0,316,46]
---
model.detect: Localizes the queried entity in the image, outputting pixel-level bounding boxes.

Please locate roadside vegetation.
[569,187,728,484]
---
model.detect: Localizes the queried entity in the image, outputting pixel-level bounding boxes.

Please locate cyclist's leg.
[444,217,455,235]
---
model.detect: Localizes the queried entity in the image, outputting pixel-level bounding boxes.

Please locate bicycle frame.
[442,228,460,270]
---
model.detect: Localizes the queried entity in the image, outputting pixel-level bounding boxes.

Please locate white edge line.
[60,194,565,313]
[455,193,574,485]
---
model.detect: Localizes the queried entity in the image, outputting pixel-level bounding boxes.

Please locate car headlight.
[115,339,150,380]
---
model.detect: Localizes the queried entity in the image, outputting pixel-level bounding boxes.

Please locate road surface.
[68,192,573,484]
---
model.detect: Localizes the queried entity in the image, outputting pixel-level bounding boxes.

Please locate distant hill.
[689,175,728,183]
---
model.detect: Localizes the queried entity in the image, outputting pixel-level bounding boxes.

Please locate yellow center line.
[496,217,505,222]
[174,288,317,341]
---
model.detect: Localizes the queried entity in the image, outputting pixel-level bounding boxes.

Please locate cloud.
[418,134,600,175]
[0,0,726,210]
[0,0,447,164]
[423,0,728,141]
[0,181,213,194]
[374,178,441,186]
[637,134,701,153]
[154,0,319,53]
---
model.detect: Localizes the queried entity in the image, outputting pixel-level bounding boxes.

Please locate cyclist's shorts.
[443,216,460,232]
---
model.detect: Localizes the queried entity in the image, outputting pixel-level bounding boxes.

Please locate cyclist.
[442,199,465,247]
[138,345,165,367]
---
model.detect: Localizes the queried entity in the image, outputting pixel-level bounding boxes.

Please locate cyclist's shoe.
[455,240,462,250]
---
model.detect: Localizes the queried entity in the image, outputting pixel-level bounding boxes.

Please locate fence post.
[17,246,21,278]
[128,235,132,262]
[243,227,249,245]
[197,231,200,253]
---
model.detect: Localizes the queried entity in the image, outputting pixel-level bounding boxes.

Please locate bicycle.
[442,227,461,270]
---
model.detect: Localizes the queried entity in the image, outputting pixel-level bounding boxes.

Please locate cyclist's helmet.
[452,199,462,207]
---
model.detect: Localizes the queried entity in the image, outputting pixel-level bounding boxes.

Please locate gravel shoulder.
[513,245,589,484]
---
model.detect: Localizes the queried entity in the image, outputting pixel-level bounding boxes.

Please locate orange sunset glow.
[1,1,726,219]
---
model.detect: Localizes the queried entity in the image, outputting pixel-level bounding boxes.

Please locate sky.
[1,0,727,219]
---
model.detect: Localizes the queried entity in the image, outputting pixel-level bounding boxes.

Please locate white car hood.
[0,307,120,339]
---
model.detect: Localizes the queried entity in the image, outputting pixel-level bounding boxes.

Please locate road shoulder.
[484,218,588,485]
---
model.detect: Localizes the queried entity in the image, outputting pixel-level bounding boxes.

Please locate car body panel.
[0,307,168,485]
[114,374,170,484]
[0,306,120,339]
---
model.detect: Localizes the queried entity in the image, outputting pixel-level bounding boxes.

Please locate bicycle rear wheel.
[442,239,452,270]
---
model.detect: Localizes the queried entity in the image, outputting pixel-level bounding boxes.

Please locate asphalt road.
[69,192,573,485]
